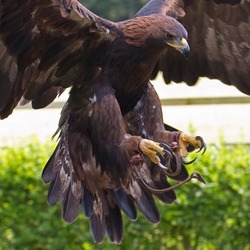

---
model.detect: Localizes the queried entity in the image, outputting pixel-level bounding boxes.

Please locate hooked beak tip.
[179,38,190,58]
[182,45,190,58]
[167,38,190,58]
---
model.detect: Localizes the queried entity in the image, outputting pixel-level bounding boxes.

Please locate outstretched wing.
[139,0,250,95]
[0,0,115,119]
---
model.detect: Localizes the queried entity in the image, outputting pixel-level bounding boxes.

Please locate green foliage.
[1,138,250,249]
[79,0,148,21]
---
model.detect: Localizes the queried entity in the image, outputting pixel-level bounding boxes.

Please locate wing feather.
[135,0,185,19]
[62,180,82,223]
[155,0,250,94]
[0,0,116,118]
[47,171,63,206]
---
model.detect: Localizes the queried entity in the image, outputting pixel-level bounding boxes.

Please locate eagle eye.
[165,33,175,40]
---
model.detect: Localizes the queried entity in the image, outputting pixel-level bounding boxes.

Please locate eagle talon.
[155,151,172,171]
[139,139,174,168]
[179,133,206,157]
[195,136,206,155]
[158,162,170,171]
[181,156,197,165]
[159,142,175,158]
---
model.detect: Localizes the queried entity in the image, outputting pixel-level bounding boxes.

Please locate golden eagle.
[0,0,249,244]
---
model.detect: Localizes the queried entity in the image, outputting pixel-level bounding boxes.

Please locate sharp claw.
[157,162,169,170]
[202,143,207,155]
[157,143,176,172]
[159,143,175,158]
[156,152,165,162]
[139,139,174,167]
[195,136,207,155]
[190,171,206,184]
[156,151,172,171]
[181,157,197,165]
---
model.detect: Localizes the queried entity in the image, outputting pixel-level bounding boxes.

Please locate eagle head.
[120,14,190,58]
[155,15,190,57]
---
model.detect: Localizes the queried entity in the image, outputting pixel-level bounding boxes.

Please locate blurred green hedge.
[0,137,250,250]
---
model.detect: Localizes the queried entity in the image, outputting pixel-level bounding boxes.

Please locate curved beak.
[167,38,190,58]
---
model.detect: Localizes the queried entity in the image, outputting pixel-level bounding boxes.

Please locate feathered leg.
[124,82,206,157]
[87,84,163,229]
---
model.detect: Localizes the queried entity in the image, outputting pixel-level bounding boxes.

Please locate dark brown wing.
[141,0,250,95]
[0,0,115,119]
[135,0,185,19]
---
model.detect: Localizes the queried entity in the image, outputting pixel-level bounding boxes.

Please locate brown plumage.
[149,0,250,94]
[0,0,249,244]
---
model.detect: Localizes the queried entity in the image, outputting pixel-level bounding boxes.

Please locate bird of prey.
[0,0,249,244]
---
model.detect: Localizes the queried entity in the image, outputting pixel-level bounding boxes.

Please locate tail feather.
[89,190,123,244]
[134,182,160,224]
[81,188,94,218]
[170,163,189,181]
[113,188,137,221]
[150,166,176,204]
[105,205,123,244]
[153,177,176,204]
[89,213,106,244]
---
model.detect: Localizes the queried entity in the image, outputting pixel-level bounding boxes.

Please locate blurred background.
[0,1,250,250]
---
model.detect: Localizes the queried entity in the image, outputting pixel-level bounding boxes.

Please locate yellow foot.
[138,139,173,168]
[178,133,206,157]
